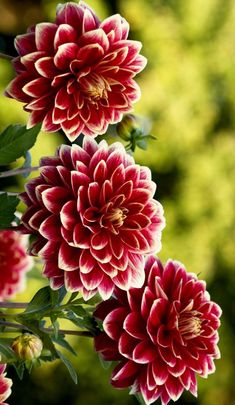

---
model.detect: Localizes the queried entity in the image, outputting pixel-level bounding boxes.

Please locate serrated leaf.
[69,305,87,317]
[52,335,77,356]
[135,394,146,405]
[0,193,19,229]
[21,150,32,178]
[67,292,79,304]
[56,350,78,384]
[0,124,41,165]
[50,286,67,307]
[13,361,25,380]
[22,286,52,316]
[98,354,113,370]
[50,316,59,339]
[0,343,17,361]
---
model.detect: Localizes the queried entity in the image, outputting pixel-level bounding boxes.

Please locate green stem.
[0,52,13,61]
[0,166,39,178]
[0,302,28,309]
[0,320,93,337]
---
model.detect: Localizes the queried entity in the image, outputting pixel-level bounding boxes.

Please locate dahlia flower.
[5,1,147,141]
[0,364,12,405]
[0,230,32,300]
[20,138,165,300]
[94,256,221,405]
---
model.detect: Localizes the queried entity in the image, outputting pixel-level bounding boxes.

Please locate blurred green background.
[0,0,235,404]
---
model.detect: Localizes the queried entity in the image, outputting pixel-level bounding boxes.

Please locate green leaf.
[52,335,77,356]
[69,305,87,317]
[98,354,113,370]
[0,342,17,361]
[50,315,60,339]
[13,361,25,380]
[0,192,19,229]
[22,286,52,316]
[56,350,78,384]
[0,124,41,165]
[21,150,32,178]
[135,394,146,405]
[67,292,79,304]
[50,286,67,307]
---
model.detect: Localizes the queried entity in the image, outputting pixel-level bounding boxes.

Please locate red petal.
[79,249,95,274]
[97,276,114,300]
[165,376,184,402]
[100,15,123,42]
[54,23,77,49]
[23,77,51,97]
[103,307,129,340]
[133,340,157,364]
[39,215,61,241]
[41,186,71,214]
[118,331,138,359]
[35,56,59,78]
[124,312,146,339]
[35,23,58,52]
[5,73,32,102]
[152,359,168,385]
[54,43,79,69]
[91,231,108,250]
[60,200,78,230]
[80,268,104,290]
[80,28,109,53]
[112,360,139,381]
[15,32,36,56]
[58,242,79,271]
[64,270,83,292]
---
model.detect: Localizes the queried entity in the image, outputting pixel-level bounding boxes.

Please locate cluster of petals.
[94,256,221,405]
[5,1,147,141]
[0,230,32,300]
[0,364,12,405]
[20,138,165,300]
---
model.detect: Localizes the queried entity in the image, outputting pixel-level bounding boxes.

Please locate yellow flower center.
[178,310,202,339]
[100,207,128,234]
[84,73,109,105]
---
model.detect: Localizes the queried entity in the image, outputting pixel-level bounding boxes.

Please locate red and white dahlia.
[0,364,12,405]
[5,1,147,141]
[0,230,32,300]
[94,256,221,405]
[20,138,165,300]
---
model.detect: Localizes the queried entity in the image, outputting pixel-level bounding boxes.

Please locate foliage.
[0,0,234,404]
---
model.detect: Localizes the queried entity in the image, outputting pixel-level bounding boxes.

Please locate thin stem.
[0,320,30,331]
[0,302,28,309]
[0,52,13,61]
[43,328,93,337]
[0,166,39,178]
[0,320,94,337]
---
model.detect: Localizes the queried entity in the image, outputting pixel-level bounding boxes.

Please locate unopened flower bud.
[116,114,140,140]
[11,334,43,361]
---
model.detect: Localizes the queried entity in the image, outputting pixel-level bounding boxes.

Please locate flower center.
[100,207,128,234]
[178,310,202,339]
[81,73,109,106]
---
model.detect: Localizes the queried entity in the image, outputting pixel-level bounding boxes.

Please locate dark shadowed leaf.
[0,192,19,229]
[0,124,41,165]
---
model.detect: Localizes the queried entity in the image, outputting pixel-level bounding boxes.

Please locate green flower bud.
[11,334,43,361]
[116,114,140,140]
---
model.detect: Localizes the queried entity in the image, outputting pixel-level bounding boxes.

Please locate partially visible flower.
[11,333,43,361]
[0,230,33,300]
[94,256,221,405]
[20,137,165,300]
[116,114,139,141]
[0,364,12,405]
[5,1,147,142]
